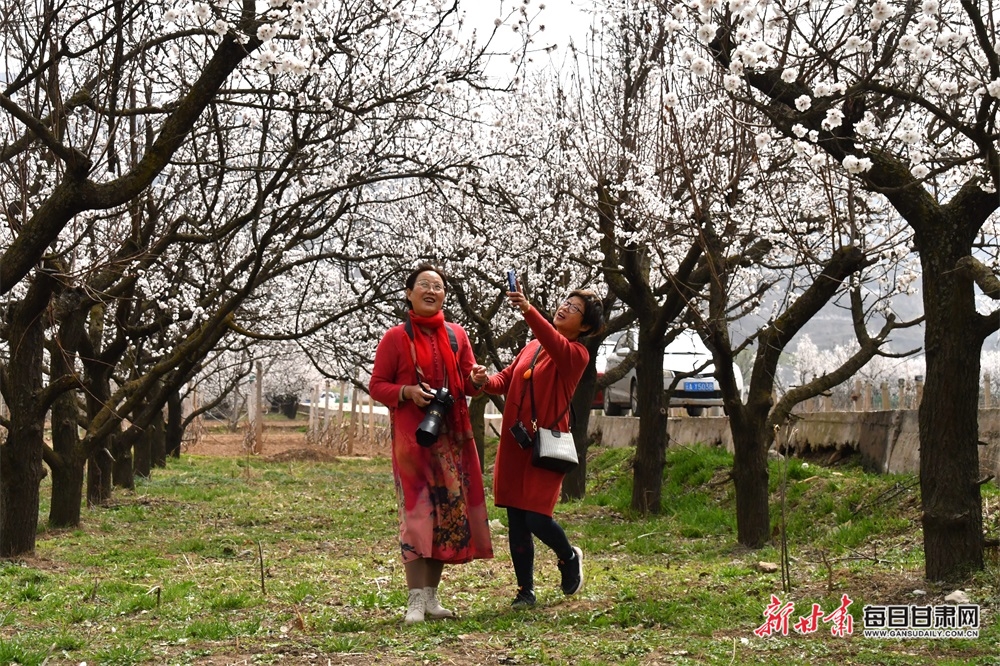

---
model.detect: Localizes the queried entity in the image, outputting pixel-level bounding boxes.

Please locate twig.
[729,637,737,665]
[778,425,793,593]
[258,540,266,596]
[821,551,833,594]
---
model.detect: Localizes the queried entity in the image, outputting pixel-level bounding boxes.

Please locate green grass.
[1,443,996,664]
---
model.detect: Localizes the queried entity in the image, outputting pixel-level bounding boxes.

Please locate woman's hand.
[403,382,435,407]
[470,364,488,388]
[506,288,530,315]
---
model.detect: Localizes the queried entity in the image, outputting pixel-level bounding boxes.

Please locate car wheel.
[603,389,622,416]
[686,406,704,417]
[629,380,640,417]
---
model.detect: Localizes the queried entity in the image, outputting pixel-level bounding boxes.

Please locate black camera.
[510,420,533,450]
[416,386,455,447]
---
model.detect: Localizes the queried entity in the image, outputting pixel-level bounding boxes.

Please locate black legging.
[506,507,574,592]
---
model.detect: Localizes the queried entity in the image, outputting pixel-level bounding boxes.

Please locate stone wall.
[589,409,1000,484]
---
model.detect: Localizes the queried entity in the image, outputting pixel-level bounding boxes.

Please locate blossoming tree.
[672,0,1000,578]
[0,0,507,557]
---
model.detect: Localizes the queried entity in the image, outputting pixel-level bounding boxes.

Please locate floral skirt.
[392,429,493,564]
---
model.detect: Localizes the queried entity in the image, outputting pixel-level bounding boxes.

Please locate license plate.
[684,381,714,392]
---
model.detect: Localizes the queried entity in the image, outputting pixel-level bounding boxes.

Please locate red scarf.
[407,310,473,443]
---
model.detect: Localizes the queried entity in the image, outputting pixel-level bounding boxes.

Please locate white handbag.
[532,428,579,473]
[527,346,579,474]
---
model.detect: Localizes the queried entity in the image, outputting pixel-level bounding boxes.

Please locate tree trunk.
[113,432,136,489]
[0,292,49,556]
[630,329,668,514]
[48,389,85,528]
[150,405,166,469]
[87,434,115,506]
[919,240,983,580]
[134,426,152,479]
[166,390,183,458]
[468,393,488,474]
[729,407,772,548]
[563,361,598,500]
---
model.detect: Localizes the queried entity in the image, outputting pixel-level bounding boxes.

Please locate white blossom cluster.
[668,0,999,200]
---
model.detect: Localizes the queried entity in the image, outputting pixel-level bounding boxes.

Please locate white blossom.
[922,0,939,15]
[795,95,812,111]
[845,36,867,54]
[987,79,1000,99]
[691,57,712,77]
[914,45,934,63]
[792,123,808,138]
[821,108,844,130]
[724,74,741,91]
[911,164,930,179]
[781,69,797,83]
[697,23,718,43]
[664,91,679,108]
[899,35,919,52]
[755,133,771,148]
[193,3,211,22]
[257,24,278,42]
[854,117,878,138]
[843,155,873,174]
[871,0,897,22]
[897,125,920,144]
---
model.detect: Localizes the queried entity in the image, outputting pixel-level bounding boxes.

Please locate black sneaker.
[558,546,584,595]
[511,587,536,609]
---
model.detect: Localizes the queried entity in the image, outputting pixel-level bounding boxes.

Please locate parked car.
[600,329,744,417]
[591,333,622,410]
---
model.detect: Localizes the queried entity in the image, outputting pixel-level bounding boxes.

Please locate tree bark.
[87,439,114,507]
[0,286,51,556]
[150,404,166,469]
[630,326,668,514]
[46,309,88,528]
[166,390,183,458]
[563,359,598,500]
[112,432,136,489]
[47,388,85,528]
[729,406,772,547]
[468,393,488,474]
[919,232,983,580]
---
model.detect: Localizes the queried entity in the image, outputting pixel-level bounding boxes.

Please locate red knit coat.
[369,321,493,563]
[484,307,589,516]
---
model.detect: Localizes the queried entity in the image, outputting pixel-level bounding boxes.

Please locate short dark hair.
[568,289,604,336]
[405,263,448,291]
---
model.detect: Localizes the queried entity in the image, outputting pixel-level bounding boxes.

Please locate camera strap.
[526,343,574,433]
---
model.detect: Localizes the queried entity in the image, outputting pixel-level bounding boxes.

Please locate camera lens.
[416,387,454,446]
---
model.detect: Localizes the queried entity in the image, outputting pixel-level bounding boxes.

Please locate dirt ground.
[182,417,391,462]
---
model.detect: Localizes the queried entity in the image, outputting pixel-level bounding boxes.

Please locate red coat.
[369,321,493,564]
[485,307,589,516]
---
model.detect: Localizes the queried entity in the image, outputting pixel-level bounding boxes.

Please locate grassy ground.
[1,441,999,665]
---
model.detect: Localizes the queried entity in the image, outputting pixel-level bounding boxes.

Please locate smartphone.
[507,270,518,292]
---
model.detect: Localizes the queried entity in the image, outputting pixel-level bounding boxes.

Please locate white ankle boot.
[405,588,425,625]
[423,586,455,619]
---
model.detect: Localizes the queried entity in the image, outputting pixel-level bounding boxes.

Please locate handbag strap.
[526,344,574,432]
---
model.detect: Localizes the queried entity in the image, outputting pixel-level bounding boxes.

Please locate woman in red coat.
[481,286,603,608]
[369,264,493,624]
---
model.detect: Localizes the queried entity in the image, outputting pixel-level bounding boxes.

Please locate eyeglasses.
[415,280,445,293]
[561,300,583,315]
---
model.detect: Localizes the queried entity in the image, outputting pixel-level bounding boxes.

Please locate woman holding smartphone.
[480,280,604,608]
